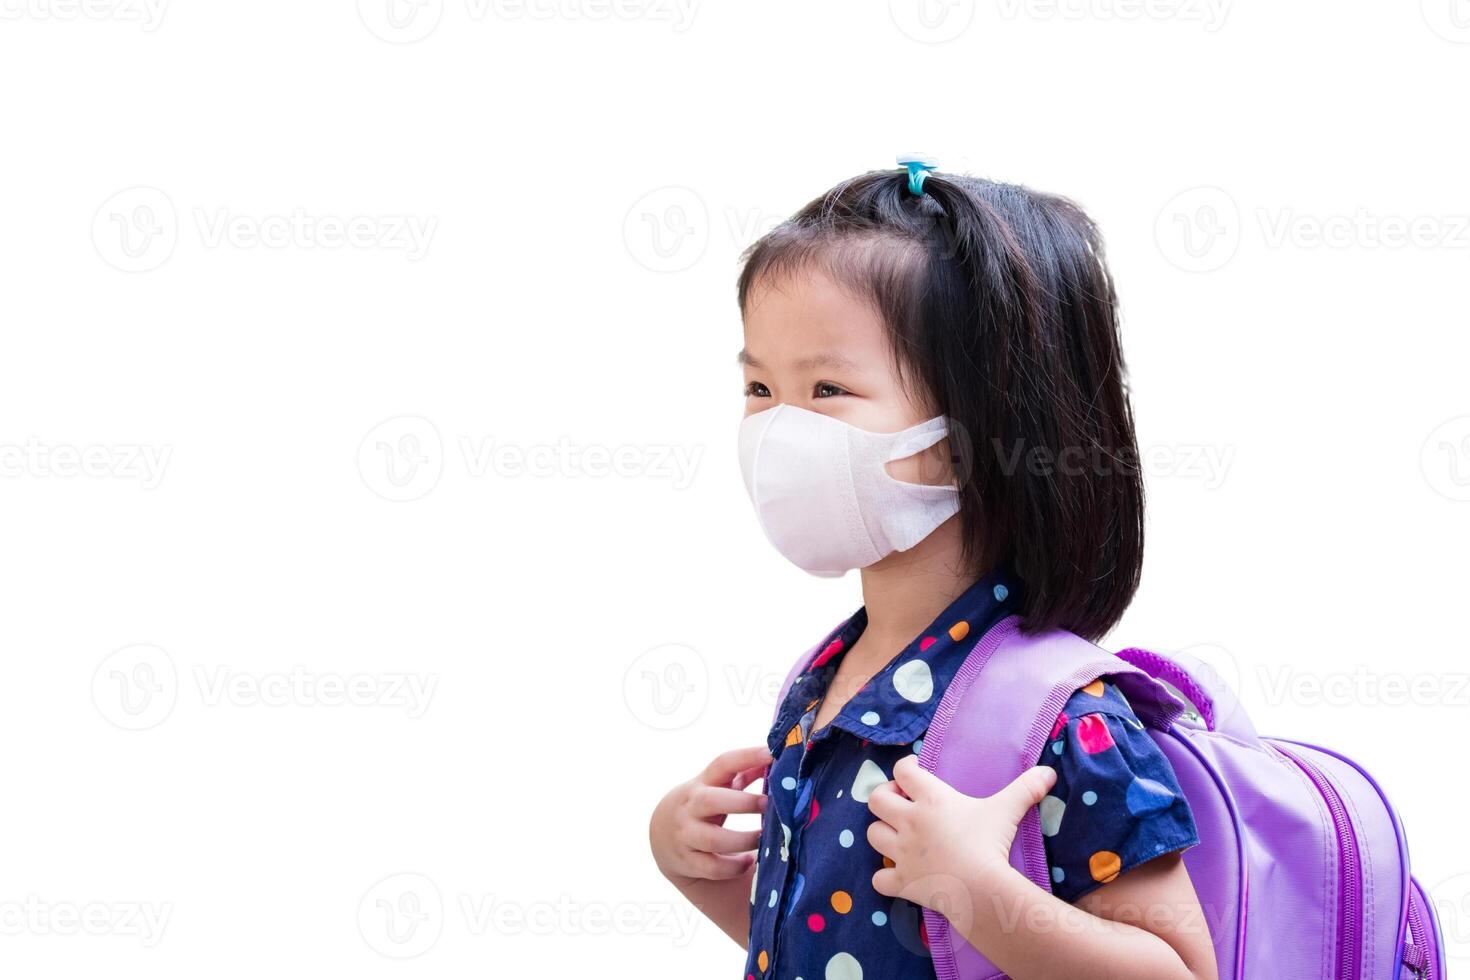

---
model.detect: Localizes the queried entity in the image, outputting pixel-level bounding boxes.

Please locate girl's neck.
[852,515,973,666]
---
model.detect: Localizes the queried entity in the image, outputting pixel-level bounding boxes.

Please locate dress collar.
[766,565,1020,752]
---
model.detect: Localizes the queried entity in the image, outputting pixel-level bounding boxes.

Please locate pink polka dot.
[1049,712,1068,740]
[808,913,826,932]
[1077,714,1115,754]
[807,798,820,826]
[812,638,844,668]
[919,636,937,651]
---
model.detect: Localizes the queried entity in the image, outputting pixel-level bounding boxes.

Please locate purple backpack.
[774,614,1445,980]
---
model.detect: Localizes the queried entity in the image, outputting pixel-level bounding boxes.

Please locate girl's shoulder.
[1054,676,1144,726]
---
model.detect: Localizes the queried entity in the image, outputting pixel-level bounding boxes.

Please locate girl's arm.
[649,745,770,948]
[663,865,757,947]
[867,759,1218,980]
[953,851,1217,980]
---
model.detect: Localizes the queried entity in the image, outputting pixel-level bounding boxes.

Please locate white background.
[2,1,1468,976]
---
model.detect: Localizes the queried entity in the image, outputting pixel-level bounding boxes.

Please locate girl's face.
[740,266,951,486]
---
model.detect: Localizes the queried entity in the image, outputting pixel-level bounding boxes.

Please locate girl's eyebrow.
[737,349,861,372]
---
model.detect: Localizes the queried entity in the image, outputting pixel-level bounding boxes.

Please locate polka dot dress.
[742,568,1199,979]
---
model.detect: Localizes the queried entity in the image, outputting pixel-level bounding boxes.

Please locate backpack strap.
[917,615,1187,980]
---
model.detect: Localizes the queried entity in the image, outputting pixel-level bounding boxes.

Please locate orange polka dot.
[882,855,896,869]
[1081,678,1105,697]
[1089,850,1122,882]
[785,725,802,748]
[757,950,769,971]
[831,890,853,914]
[948,621,970,642]
[805,698,820,711]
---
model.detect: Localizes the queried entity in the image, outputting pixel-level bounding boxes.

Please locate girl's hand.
[649,745,771,886]
[867,755,1057,912]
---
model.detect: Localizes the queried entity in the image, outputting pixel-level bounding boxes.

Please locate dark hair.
[736,170,1144,641]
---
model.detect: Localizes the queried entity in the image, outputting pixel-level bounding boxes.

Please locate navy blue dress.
[743,568,1199,980]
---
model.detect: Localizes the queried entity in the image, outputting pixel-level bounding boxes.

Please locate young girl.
[648,163,1219,980]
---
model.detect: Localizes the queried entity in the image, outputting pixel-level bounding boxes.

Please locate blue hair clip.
[897,153,939,195]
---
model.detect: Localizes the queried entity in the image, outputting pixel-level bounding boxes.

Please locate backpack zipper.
[1273,744,1362,979]
[1403,877,1435,980]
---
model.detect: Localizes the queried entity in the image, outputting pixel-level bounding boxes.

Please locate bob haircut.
[736,170,1144,642]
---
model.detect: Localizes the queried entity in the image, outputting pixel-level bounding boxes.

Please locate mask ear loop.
[883,417,959,493]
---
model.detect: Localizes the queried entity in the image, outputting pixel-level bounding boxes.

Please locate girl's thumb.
[993,766,1058,821]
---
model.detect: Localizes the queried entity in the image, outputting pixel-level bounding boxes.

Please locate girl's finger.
[691,786,769,818]
[866,781,913,824]
[731,764,769,791]
[689,823,762,855]
[701,746,774,786]
[684,849,756,882]
[871,866,901,899]
[890,754,940,800]
[865,817,899,858]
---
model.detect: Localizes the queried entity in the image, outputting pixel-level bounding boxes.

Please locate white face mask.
[737,403,961,577]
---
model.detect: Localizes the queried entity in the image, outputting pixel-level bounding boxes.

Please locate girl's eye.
[744,381,771,398]
[813,382,849,398]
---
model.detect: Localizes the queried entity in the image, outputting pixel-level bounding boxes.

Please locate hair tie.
[897,153,939,195]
